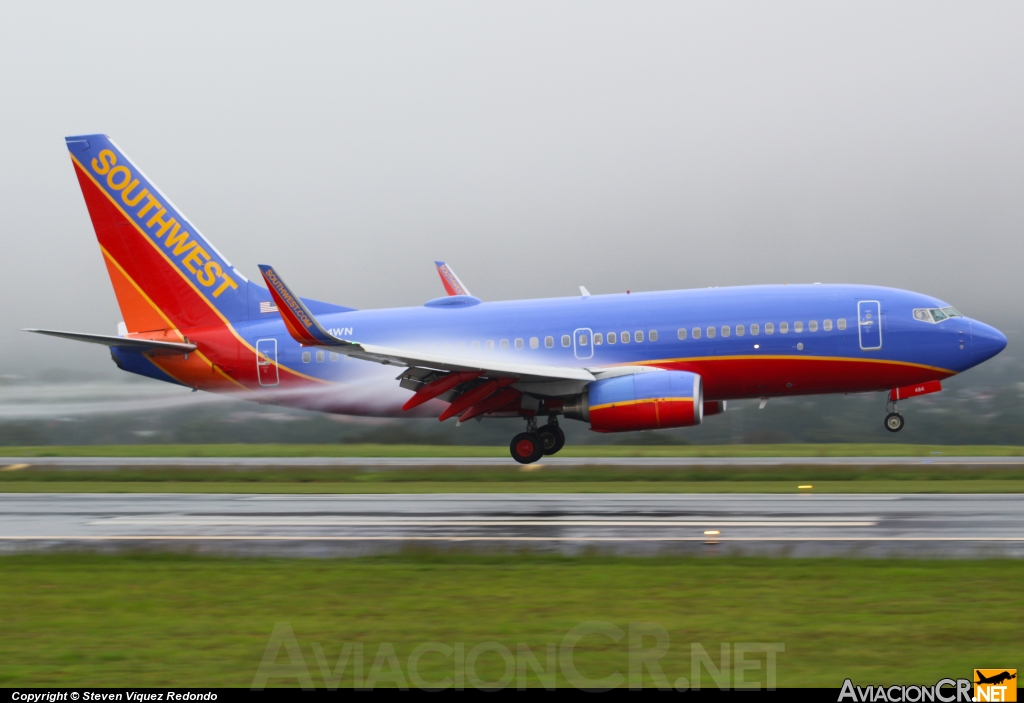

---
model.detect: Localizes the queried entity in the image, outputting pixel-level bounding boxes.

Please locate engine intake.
[564,370,704,432]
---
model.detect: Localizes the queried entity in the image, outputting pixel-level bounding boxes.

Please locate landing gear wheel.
[510,432,545,464]
[536,424,566,455]
[884,412,905,433]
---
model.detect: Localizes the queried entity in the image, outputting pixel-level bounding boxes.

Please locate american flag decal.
[259,301,279,314]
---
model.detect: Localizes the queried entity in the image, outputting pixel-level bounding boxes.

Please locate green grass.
[4,466,1024,493]
[0,554,1019,688]
[4,443,1024,458]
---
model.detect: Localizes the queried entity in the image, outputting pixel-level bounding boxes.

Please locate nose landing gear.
[509,416,565,464]
[884,393,904,433]
[884,412,905,432]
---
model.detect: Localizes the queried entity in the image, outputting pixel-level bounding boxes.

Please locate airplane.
[975,671,1016,686]
[27,134,1008,464]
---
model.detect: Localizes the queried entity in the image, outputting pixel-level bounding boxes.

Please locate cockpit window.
[913,307,963,323]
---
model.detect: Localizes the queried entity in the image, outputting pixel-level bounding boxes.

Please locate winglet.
[258,265,345,347]
[435,261,471,297]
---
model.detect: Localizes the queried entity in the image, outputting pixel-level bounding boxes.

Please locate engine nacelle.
[564,370,703,432]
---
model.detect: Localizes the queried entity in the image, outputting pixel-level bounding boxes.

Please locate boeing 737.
[28,135,1008,463]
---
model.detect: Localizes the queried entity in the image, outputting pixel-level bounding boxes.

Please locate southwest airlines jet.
[29,135,1008,463]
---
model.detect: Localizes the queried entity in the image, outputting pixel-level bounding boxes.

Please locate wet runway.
[2,493,1022,557]
[2,455,1023,468]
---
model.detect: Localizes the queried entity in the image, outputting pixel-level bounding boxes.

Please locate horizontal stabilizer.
[24,329,196,356]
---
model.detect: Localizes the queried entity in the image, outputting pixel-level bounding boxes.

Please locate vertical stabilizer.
[66,135,249,332]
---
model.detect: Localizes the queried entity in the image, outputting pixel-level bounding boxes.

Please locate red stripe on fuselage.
[649,357,953,400]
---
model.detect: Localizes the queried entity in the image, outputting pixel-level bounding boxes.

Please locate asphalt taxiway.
[1,492,1021,557]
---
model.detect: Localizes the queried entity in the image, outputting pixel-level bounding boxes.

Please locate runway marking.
[4,535,1024,542]
[92,518,878,527]
[1,464,30,472]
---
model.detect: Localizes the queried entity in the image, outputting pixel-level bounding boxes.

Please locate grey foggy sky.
[2,1,1022,377]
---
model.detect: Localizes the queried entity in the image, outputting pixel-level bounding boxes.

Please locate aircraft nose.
[971,320,1007,363]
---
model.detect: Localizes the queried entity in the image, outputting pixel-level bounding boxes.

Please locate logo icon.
[975,669,1017,702]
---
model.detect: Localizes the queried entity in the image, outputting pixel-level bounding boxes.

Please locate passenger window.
[794,321,803,333]
[471,341,480,350]
[649,330,658,342]
[529,337,539,349]
[721,325,730,337]
[579,333,589,346]
[561,335,571,347]
[515,338,524,350]
[677,328,687,340]
[706,326,716,339]
[608,332,617,344]
[808,320,818,332]
[750,323,759,335]
[765,323,775,335]
[736,324,745,336]
[545,336,553,348]
[634,331,643,343]
[329,352,339,361]
[501,339,510,349]
[692,327,701,339]
[316,351,325,362]
[837,318,847,330]
[621,331,630,344]
[486,340,495,350]
[302,351,311,363]
[780,322,789,334]
[823,320,833,331]
[594,333,603,345]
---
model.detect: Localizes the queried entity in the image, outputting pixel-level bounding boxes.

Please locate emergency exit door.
[256,338,279,386]
[574,328,593,359]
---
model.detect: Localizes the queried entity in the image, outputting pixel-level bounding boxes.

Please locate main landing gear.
[884,394,905,433]
[510,417,565,464]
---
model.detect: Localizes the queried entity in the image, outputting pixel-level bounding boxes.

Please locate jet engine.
[563,370,703,432]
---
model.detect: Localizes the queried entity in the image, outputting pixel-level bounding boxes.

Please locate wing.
[434,261,472,297]
[258,265,596,421]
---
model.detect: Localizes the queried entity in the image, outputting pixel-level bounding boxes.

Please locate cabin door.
[256,338,280,386]
[858,301,882,350]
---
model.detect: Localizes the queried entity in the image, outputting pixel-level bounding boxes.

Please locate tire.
[510,432,545,464]
[536,424,566,455]
[884,412,905,433]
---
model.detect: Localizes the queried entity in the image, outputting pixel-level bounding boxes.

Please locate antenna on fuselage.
[579,286,590,298]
